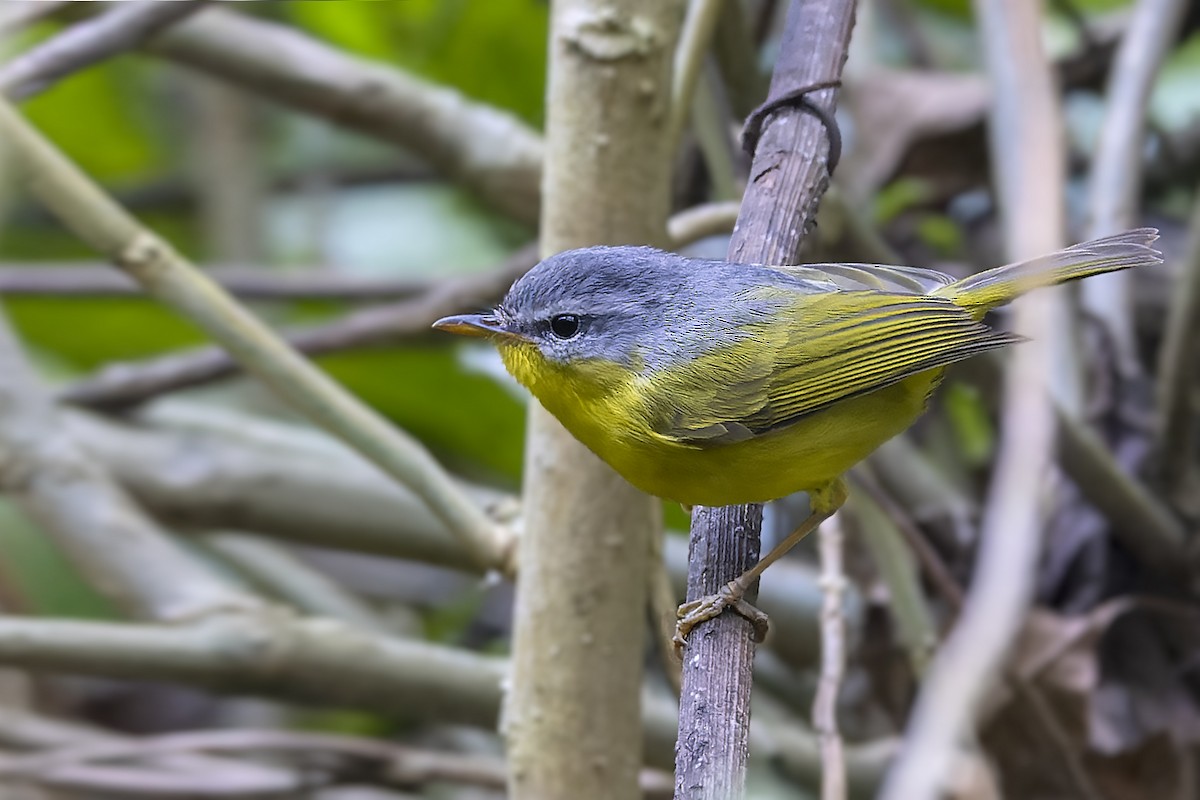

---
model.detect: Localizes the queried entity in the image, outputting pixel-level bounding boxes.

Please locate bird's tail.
[934,228,1162,317]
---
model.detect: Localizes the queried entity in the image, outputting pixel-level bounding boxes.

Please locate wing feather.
[651,291,1018,446]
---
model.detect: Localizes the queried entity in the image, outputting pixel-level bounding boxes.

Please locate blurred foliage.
[284,0,549,126]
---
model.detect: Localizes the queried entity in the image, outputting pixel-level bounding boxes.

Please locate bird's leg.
[673,478,848,654]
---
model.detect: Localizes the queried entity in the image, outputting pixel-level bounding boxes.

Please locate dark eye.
[549,314,581,339]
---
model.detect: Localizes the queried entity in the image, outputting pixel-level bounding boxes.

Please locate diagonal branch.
[0,309,255,621]
[0,96,507,574]
[59,245,537,410]
[0,0,210,100]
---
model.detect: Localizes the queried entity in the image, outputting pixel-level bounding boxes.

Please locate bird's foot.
[672,579,770,655]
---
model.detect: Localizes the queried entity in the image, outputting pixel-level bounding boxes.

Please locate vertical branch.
[814,511,847,800]
[1080,0,1186,381]
[1156,190,1200,495]
[881,0,1065,797]
[503,3,683,799]
[674,2,856,798]
[186,75,266,263]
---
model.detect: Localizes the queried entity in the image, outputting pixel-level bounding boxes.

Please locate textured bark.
[504,2,683,799]
[674,2,857,798]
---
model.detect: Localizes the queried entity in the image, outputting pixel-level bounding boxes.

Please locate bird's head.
[434,246,687,377]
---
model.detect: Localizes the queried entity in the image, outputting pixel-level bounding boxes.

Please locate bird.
[434,228,1161,648]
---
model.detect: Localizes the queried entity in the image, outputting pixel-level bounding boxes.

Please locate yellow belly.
[504,340,944,506]
[598,373,941,505]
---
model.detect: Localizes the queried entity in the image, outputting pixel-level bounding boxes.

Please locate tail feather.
[934,228,1162,317]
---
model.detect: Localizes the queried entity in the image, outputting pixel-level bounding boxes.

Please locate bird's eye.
[549,314,581,339]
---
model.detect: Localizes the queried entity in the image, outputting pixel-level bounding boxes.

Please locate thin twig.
[0,707,302,793]
[0,263,432,301]
[666,200,741,246]
[200,532,404,636]
[1080,0,1187,381]
[58,194,732,409]
[0,726,657,799]
[59,246,537,410]
[881,0,1065,795]
[845,485,938,674]
[857,474,1106,800]
[1155,186,1200,501]
[814,511,847,800]
[668,0,726,152]
[0,96,507,573]
[0,0,210,100]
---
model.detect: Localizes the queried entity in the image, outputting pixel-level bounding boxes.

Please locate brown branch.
[0,0,210,100]
[675,2,856,798]
[59,245,537,410]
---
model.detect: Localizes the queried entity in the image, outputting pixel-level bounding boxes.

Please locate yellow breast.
[498,341,941,506]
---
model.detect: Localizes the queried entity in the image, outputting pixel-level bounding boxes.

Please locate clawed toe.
[672,581,771,655]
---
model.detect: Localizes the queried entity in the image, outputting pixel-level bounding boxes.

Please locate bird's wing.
[769,262,957,294]
[650,290,1019,446]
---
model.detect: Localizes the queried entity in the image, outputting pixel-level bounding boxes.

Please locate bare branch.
[143,7,542,225]
[64,405,493,572]
[0,1,73,39]
[1057,407,1192,581]
[59,246,537,410]
[666,200,741,247]
[0,263,431,301]
[813,511,847,800]
[676,1,856,796]
[0,96,507,573]
[201,533,402,635]
[66,400,852,660]
[1155,188,1200,501]
[0,614,505,728]
[667,0,725,151]
[505,2,681,796]
[0,0,210,100]
[0,310,255,620]
[846,486,937,675]
[1080,0,1187,380]
[881,0,1065,795]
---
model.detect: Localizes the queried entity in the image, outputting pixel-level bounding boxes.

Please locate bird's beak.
[432,313,525,342]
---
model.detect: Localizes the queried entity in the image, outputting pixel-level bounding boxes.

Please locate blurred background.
[0,1,1198,798]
